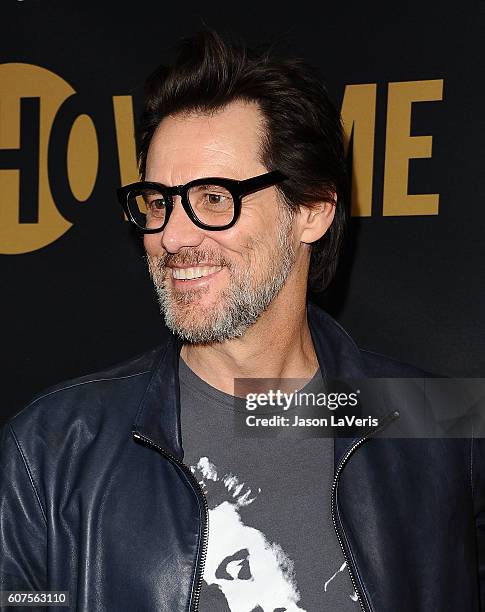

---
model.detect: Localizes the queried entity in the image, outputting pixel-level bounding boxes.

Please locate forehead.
[145,100,266,182]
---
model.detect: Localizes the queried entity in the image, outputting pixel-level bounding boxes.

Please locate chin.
[165,305,249,344]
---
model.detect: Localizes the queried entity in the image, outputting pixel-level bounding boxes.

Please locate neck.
[180,286,318,396]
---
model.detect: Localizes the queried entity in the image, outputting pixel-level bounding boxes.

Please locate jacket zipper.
[132,430,209,612]
[330,409,400,612]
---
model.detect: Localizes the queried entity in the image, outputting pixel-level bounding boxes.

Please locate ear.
[298,198,336,244]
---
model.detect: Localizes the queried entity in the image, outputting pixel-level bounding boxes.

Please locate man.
[1,29,484,612]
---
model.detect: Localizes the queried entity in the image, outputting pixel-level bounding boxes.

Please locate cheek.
[143,234,163,256]
[220,208,270,251]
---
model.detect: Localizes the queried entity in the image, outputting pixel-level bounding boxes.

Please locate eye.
[148,198,165,209]
[206,193,227,205]
[143,196,166,219]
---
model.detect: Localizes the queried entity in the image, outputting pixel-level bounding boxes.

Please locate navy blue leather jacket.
[1,301,484,611]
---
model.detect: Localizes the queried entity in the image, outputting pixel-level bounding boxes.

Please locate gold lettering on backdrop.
[383,79,443,216]
[113,95,138,221]
[1,66,444,255]
[67,114,99,203]
[340,83,377,217]
[0,63,72,254]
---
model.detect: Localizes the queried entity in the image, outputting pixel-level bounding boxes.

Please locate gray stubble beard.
[146,206,296,344]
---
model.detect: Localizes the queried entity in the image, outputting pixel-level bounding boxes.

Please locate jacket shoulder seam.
[471,425,475,499]
[22,370,151,413]
[8,424,48,526]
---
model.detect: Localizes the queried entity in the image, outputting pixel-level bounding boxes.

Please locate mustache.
[149,250,231,269]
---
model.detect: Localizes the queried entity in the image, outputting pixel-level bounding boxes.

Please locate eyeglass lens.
[127,184,235,229]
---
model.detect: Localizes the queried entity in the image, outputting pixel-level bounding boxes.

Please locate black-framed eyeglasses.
[116,170,288,233]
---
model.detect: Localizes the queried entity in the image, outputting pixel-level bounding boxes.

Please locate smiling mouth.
[171,265,223,280]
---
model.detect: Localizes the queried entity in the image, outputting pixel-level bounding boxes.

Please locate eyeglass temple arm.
[237,171,288,196]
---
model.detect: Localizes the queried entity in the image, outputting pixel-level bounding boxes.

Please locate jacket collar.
[132,300,385,465]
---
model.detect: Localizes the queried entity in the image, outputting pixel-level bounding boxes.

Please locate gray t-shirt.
[179,354,359,611]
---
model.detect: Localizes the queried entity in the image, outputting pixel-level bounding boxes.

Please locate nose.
[160,195,205,253]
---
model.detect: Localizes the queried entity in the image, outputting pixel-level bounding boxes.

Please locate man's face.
[144,100,298,343]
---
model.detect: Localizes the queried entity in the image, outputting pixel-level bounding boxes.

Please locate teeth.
[172,265,223,280]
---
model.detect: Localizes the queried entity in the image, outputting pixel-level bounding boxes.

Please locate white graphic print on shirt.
[190,457,358,612]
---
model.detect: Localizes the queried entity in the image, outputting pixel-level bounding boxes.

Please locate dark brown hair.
[137,29,348,293]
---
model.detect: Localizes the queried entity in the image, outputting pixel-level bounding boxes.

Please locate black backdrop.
[2,1,484,427]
